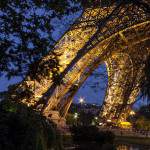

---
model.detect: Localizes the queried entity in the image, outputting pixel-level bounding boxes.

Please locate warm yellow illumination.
[74,113,78,119]
[130,110,135,115]
[118,121,132,129]
[107,119,111,122]
[95,117,98,120]
[12,2,149,123]
[99,122,103,126]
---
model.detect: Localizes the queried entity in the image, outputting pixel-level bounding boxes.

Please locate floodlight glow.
[74,113,78,119]
[79,97,85,104]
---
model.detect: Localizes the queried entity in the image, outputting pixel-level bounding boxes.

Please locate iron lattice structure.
[8,0,150,122]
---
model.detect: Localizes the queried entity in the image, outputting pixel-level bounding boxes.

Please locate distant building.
[69,103,101,115]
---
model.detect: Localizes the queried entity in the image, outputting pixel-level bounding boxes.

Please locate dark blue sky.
[74,64,107,105]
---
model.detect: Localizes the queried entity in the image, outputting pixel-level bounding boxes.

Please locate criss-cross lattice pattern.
[8,0,150,122]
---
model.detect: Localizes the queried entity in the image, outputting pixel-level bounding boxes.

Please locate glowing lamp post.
[99,123,103,126]
[74,112,79,126]
[74,112,78,119]
[94,117,98,120]
[79,97,85,105]
[130,110,135,115]
[107,119,111,122]
[93,116,99,126]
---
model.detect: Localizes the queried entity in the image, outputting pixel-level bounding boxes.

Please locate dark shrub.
[0,100,63,150]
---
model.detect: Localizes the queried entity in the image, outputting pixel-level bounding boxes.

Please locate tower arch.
[8,1,150,123]
[43,21,150,122]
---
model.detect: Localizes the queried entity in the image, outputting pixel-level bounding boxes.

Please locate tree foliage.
[0,0,80,79]
[0,100,63,150]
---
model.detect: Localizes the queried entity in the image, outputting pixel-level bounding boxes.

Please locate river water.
[116,144,150,150]
[65,143,150,150]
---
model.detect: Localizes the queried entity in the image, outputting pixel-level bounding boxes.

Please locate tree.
[135,116,150,130]
[0,0,130,79]
[0,0,80,79]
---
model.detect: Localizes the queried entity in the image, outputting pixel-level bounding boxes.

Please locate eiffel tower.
[8,0,150,124]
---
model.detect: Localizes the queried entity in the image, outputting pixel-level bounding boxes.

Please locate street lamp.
[130,110,135,115]
[79,97,85,104]
[74,112,78,126]
[74,112,78,119]
[107,119,111,122]
[94,117,98,120]
[99,122,103,126]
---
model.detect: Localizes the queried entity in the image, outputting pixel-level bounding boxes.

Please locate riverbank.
[62,130,150,150]
[115,135,150,146]
[62,126,116,150]
[99,127,150,146]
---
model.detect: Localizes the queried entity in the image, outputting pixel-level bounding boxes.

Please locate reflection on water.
[65,143,150,150]
[117,145,129,150]
[117,144,150,150]
[64,141,150,150]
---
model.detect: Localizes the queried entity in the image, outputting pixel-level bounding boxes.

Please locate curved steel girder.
[43,21,150,118]
[55,38,149,120]
[35,1,149,110]
[9,4,149,114]
[6,2,149,123]
[101,53,135,120]
[59,39,149,120]
[14,12,98,107]
[101,43,150,121]
[15,4,149,109]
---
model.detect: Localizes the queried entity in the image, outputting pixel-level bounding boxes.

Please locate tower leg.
[101,52,141,122]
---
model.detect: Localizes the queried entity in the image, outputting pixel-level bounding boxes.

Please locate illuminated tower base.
[8,1,150,123]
